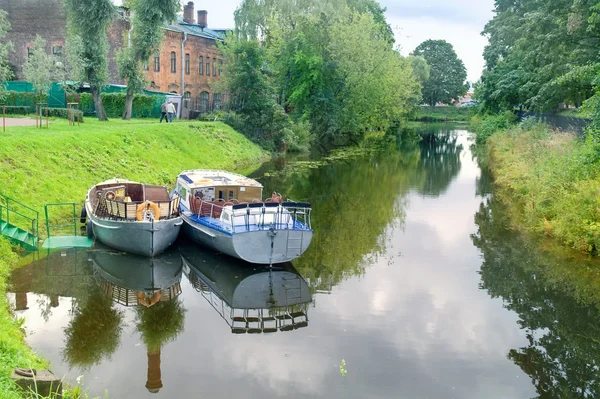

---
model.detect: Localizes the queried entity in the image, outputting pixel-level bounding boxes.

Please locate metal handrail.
[0,194,39,238]
[45,203,77,238]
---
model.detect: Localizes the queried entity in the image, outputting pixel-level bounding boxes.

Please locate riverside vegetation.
[472,113,600,255]
[0,117,266,397]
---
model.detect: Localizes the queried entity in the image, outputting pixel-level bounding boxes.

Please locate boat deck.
[186,213,311,236]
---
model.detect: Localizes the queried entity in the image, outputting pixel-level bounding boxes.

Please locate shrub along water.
[486,122,600,254]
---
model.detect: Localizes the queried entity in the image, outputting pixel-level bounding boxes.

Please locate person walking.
[159,100,169,123]
[166,101,176,123]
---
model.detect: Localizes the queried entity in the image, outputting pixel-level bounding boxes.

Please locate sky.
[115,0,495,82]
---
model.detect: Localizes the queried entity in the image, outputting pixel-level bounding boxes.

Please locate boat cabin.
[177,170,264,209]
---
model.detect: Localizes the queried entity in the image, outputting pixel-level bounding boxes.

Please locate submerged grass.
[0,118,268,233]
[0,237,46,399]
[488,123,600,254]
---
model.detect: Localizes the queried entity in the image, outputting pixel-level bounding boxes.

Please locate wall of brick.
[0,0,66,80]
[0,0,222,100]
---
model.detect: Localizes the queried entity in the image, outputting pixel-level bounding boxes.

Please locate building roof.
[166,16,225,41]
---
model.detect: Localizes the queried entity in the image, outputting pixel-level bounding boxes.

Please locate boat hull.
[86,206,182,257]
[181,213,312,264]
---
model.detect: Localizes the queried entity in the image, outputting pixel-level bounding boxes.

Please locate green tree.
[62,0,115,121]
[22,35,55,101]
[118,0,179,120]
[0,10,14,101]
[412,39,468,106]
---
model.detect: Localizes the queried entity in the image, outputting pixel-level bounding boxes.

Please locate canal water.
[7,124,600,398]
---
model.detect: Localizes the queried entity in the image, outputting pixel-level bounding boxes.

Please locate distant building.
[0,0,225,117]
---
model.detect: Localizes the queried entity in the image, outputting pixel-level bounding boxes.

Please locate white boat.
[176,170,313,264]
[84,179,183,257]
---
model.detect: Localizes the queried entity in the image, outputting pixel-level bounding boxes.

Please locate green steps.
[0,220,38,251]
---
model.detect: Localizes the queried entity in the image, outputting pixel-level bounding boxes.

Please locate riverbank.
[0,237,46,399]
[481,121,600,254]
[411,106,473,122]
[1,118,268,213]
[0,117,267,396]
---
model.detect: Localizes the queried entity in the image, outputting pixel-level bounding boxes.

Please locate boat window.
[222,212,231,223]
[229,190,234,200]
[179,186,187,200]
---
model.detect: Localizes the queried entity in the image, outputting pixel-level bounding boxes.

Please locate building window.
[154,51,160,72]
[143,60,149,71]
[185,53,190,75]
[27,47,33,58]
[213,57,217,76]
[213,93,222,110]
[206,57,210,77]
[199,91,209,113]
[170,51,176,73]
[199,56,203,75]
[219,59,223,76]
[52,45,62,57]
[183,91,191,108]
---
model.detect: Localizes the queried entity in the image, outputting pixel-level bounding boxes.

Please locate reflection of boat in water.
[180,243,311,333]
[90,243,183,307]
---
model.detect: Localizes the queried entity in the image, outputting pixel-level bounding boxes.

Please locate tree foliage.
[61,0,115,121]
[478,0,600,113]
[22,35,55,99]
[118,0,179,120]
[0,10,14,101]
[226,0,419,148]
[412,39,468,106]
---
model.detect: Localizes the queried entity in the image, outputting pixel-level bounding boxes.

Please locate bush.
[1,106,29,115]
[100,93,157,118]
[79,93,94,115]
[39,107,84,122]
[470,111,517,144]
[0,91,46,112]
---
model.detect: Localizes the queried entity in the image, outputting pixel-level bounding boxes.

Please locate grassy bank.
[485,122,600,254]
[0,118,268,230]
[0,237,46,399]
[411,106,473,122]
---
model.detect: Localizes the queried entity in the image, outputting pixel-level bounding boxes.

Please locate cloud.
[381,0,494,25]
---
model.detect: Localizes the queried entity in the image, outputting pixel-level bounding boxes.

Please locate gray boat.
[181,243,311,333]
[176,170,313,264]
[84,179,183,257]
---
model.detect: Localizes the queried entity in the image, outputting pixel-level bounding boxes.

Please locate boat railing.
[96,194,181,221]
[192,199,312,231]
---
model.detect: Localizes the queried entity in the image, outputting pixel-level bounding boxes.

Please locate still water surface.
[8,124,600,398]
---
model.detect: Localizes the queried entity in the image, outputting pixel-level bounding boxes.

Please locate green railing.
[0,193,39,238]
[45,203,78,239]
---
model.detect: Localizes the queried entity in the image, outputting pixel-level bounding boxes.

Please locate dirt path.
[2,117,40,127]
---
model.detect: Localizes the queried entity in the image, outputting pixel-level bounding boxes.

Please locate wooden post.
[35,104,38,128]
[46,106,49,128]
[3,105,5,133]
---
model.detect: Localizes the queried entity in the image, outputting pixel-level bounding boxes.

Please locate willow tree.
[62,0,114,121]
[118,0,179,120]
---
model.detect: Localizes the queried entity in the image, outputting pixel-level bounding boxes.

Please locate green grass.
[0,118,268,234]
[411,106,474,122]
[488,123,600,254]
[556,108,591,119]
[0,237,47,399]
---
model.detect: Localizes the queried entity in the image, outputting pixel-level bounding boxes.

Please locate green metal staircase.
[0,194,39,251]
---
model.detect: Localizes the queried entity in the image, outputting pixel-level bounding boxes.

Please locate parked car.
[460,101,479,107]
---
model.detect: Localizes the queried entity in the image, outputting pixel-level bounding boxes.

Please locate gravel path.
[2,117,40,127]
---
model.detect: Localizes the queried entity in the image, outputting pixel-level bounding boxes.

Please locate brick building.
[0,0,225,117]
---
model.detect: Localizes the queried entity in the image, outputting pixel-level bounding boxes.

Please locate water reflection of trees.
[62,284,124,370]
[254,124,464,290]
[472,196,600,398]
